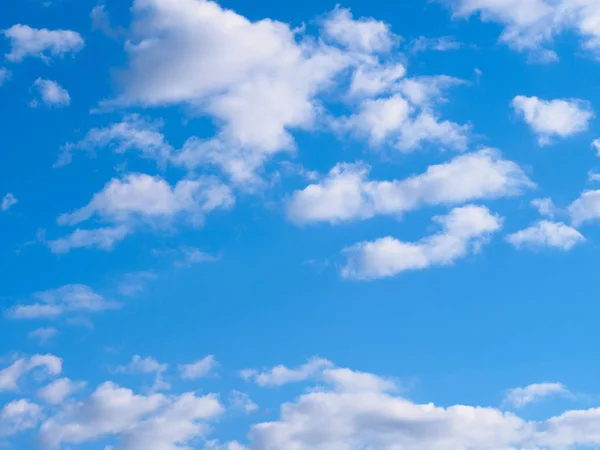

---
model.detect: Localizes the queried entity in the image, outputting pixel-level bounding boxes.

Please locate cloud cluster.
[3,24,83,62]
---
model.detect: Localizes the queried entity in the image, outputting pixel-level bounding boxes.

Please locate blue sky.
[2,0,600,448]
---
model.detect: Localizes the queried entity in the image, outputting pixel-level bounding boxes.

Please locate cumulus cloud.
[57,115,173,167]
[1,193,18,211]
[7,284,119,320]
[0,399,42,437]
[512,95,594,145]
[0,354,62,392]
[31,78,70,107]
[447,0,600,60]
[507,220,584,251]
[2,24,83,62]
[531,197,558,218]
[504,382,571,408]
[37,378,86,405]
[179,355,219,380]
[241,358,334,387]
[287,149,533,224]
[40,382,223,449]
[342,205,502,280]
[569,190,600,225]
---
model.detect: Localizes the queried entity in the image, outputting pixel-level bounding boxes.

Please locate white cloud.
[241,358,333,387]
[589,171,600,183]
[0,68,9,86]
[531,197,558,218]
[447,0,600,60]
[0,354,62,392]
[32,78,70,107]
[57,115,173,167]
[1,193,18,211]
[410,36,462,52]
[229,391,258,414]
[116,355,170,392]
[504,382,571,408]
[507,220,584,251]
[7,284,120,320]
[348,62,406,97]
[37,378,86,405]
[57,174,234,227]
[28,327,59,344]
[342,205,502,280]
[179,355,219,380]
[593,138,600,156]
[320,6,397,53]
[3,24,84,62]
[287,149,533,225]
[512,95,594,145]
[569,190,600,225]
[40,382,223,450]
[47,225,130,254]
[0,399,42,437]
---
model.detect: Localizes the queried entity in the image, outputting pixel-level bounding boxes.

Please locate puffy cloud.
[569,190,600,225]
[229,391,258,414]
[179,355,219,380]
[410,35,462,52]
[320,6,397,53]
[342,205,502,280]
[57,174,234,227]
[37,378,86,405]
[47,225,130,254]
[7,284,119,320]
[28,327,59,344]
[40,382,223,450]
[287,149,533,225]
[0,354,62,392]
[503,382,571,408]
[446,0,600,60]
[1,193,18,211]
[0,399,42,437]
[2,24,84,62]
[31,78,70,107]
[56,115,173,167]
[512,95,594,145]
[241,358,333,387]
[506,220,584,251]
[531,197,558,218]
[348,62,407,97]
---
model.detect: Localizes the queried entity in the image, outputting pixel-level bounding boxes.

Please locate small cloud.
[229,391,258,414]
[1,193,18,212]
[28,328,59,344]
[31,78,70,107]
[179,355,219,380]
[410,36,462,53]
[503,382,571,408]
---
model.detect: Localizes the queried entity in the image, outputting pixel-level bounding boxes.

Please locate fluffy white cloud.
[531,197,558,218]
[2,24,84,62]
[348,62,407,97]
[593,138,600,156]
[504,382,571,408]
[40,382,223,450]
[410,35,462,52]
[0,354,62,392]
[241,358,333,387]
[0,399,42,437]
[507,220,584,251]
[57,174,234,227]
[512,95,594,145]
[447,0,600,60]
[31,78,70,107]
[7,284,119,320]
[342,205,502,280]
[320,6,397,53]
[47,225,130,254]
[179,355,219,380]
[28,327,59,344]
[229,391,258,414]
[569,190,600,225]
[288,149,533,224]
[1,193,17,211]
[57,115,173,167]
[37,378,86,405]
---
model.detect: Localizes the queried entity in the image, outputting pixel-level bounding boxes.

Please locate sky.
[2,0,600,448]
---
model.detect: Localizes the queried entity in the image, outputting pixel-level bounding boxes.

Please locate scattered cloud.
[593,139,600,156]
[47,225,130,254]
[507,221,585,251]
[288,149,533,225]
[31,78,70,107]
[0,68,9,86]
[0,354,62,392]
[7,284,120,320]
[179,355,219,380]
[410,35,462,52]
[531,197,558,219]
[342,205,502,280]
[37,378,86,405]
[115,355,170,392]
[0,399,42,438]
[3,24,84,62]
[512,95,594,145]
[569,190,600,225]
[503,382,571,408]
[229,391,258,414]
[28,327,59,344]
[241,358,333,387]
[1,193,18,211]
